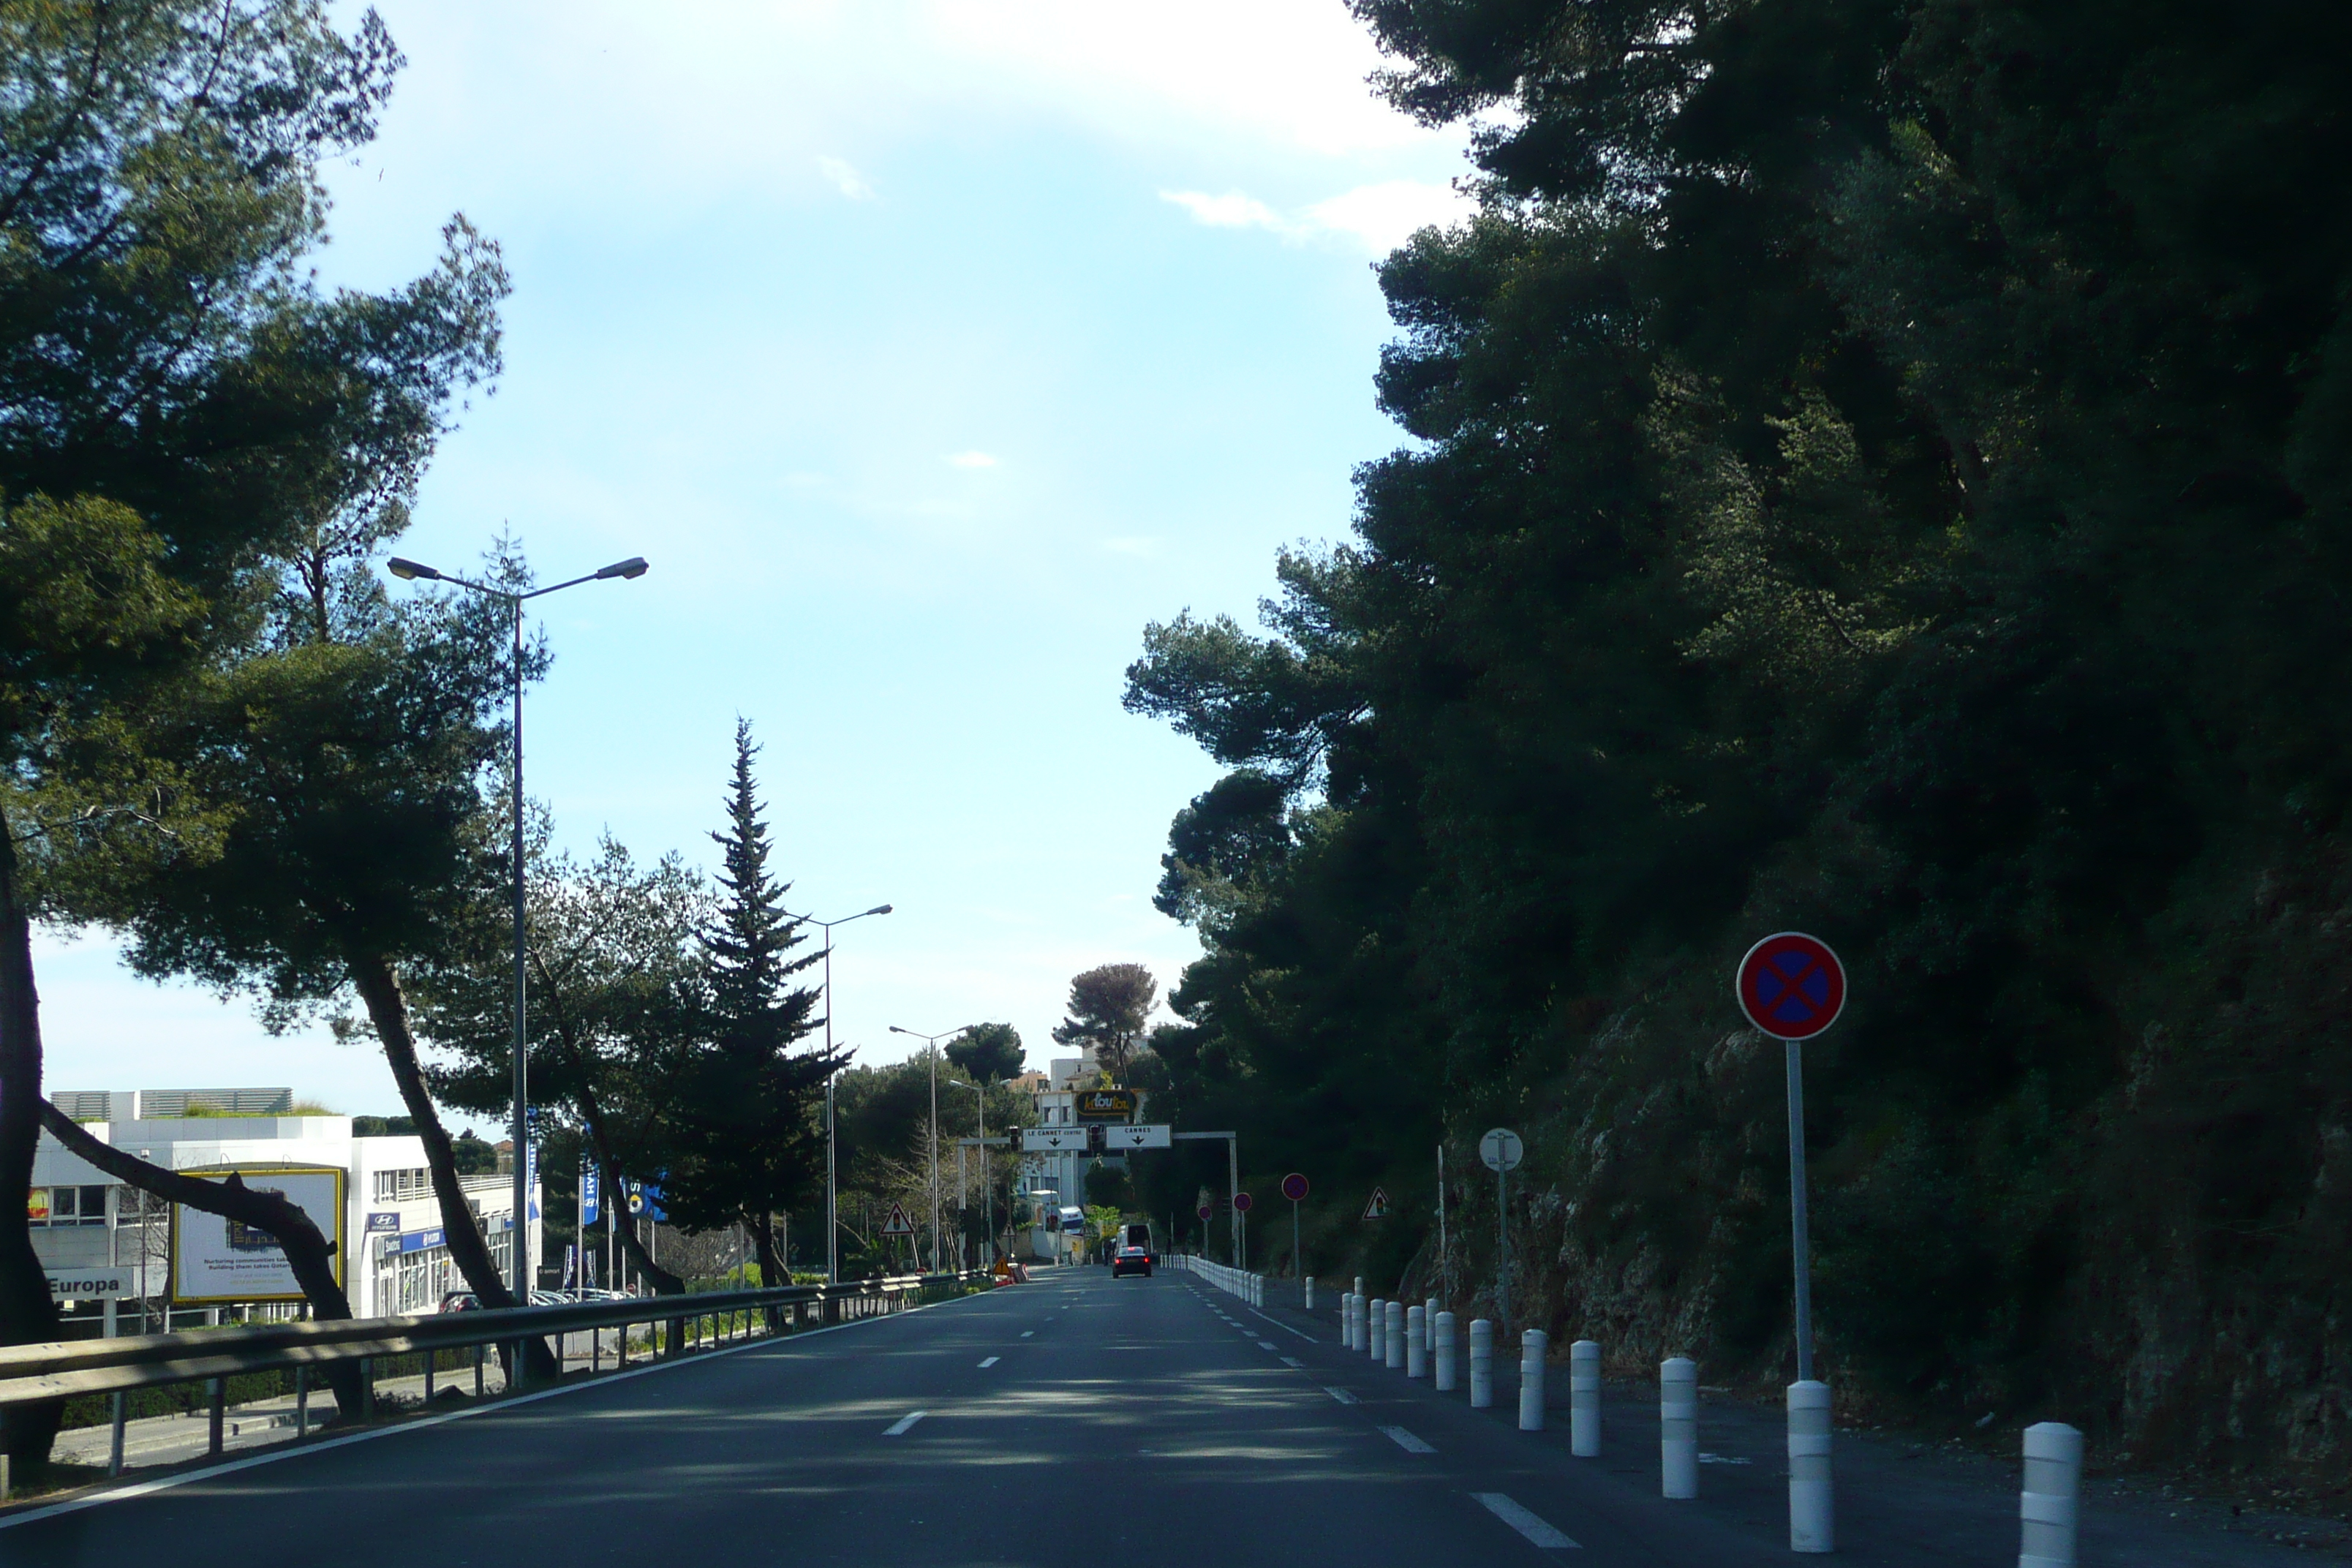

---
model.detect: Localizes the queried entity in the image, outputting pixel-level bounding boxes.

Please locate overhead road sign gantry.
[1022,1124,1170,1153]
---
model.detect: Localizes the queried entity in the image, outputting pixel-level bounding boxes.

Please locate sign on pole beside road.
[1281,1173,1309,1202]
[1363,1187,1390,1220]
[1480,1128,1524,1172]
[1231,1191,1253,1213]
[879,1202,915,1236]
[1736,931,1847,1040]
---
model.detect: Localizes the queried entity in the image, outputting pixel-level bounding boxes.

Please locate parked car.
[438,1291,479,1313]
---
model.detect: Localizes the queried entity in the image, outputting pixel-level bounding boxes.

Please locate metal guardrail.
[0,1270,992,1484]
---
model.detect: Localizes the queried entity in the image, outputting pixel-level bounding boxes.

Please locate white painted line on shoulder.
[1248,1306,1316,1342]
[1471,1493,1579,1550]
[1380,1425,1436,1454]
[978,1357,1000,1368]
[1324,1387,1360,1404]
[884,1411,928,1436]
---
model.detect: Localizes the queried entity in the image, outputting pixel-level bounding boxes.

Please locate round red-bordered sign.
[1281,1172,1309,1202]
[1735,932,1847,1040]
[1232,1191,1254,1213]
[1196,1203,1213,1221]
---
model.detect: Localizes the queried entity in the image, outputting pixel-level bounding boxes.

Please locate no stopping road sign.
[1736,932,1847,1040]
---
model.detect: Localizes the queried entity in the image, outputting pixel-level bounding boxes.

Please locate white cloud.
[1162,179,1471,254]
[816,155,875,200]
[946,451,1000,469]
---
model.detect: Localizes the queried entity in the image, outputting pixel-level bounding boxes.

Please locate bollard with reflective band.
[1406,1305,1427,1377]
[1387,1300,1406,1370]
[1343,1294,1356,1350]
[1661,1357,1698,1498]
[1787,1380,1834,1553]
[1370,1298,1387,1361]
[1570,1338,1602,1457]
[1469,1318,1495,1408]
[1425,1296,1438,1352]
[2021,1422,2083,1568]
[1520,1329,1549,1431]
[1434,1311,1458,1391]
[1353,1294,1366,1352]
[1305,1275,1314,1310]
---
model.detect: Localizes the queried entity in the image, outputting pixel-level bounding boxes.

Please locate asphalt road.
[0,1267,2331,1566]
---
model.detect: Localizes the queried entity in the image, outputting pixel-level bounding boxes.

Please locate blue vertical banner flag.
[581,1162,600,1226]
[526,1134,539,1221]
[562,1244,577,1289]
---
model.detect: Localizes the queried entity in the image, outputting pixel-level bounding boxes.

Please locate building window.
[28,1186,108,1226]
[372,1168,430,1202]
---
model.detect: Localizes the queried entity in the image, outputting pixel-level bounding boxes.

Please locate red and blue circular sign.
[1232,1191,1254,1213]
[1196,1203,1213,1221]
[1735,932,1847,1040]
[1281,1173,1309,1202]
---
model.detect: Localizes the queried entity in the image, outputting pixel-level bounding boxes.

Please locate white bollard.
[1344,1294,1357,1350]
[1787,1379,1834,1553]
[1425,1296,1438,1353]
[2021,1422,2083,1568]
[1305,1275,1314,1311]
[1354,1275,1365,1301]
[1406,1305,1426,1378]
[1386,1300,1406,1370]
[1370,1298,1386,1362]
[1434,1311,1458,1392]
[1469,1318,1495,1408]
[1570,1339,1602,1457]
[1354,1294,1366,1352]
[1519,1329,1548,1431]
[1661,1357,1697,1499]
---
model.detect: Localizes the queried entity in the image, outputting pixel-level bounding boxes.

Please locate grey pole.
[1228,1136,1240,1268]
[1787,1039,1815,1383]
[385,551,646,1311]
[930,1048,940,1272]
[793,905,890,1286]
[1497,1164,1509,1341]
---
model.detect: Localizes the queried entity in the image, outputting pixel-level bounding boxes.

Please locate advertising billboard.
[170,1167,346,1305]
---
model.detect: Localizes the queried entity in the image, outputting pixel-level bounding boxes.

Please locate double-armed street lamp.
[785,904,893,1285]
[385,551,647,1305]
[889,1022,979,1273]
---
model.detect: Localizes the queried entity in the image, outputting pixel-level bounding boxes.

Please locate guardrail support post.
[425,1351,436,1403]
[1788,1379,1834,1553]
[295,1365,309,1439]
[1406,1304,1426,1378]
[1570,1339,1602,1456]
[1,1454,10,1501]
[208,1376,225,1455]
[1469,1318,1494,1408]
[1434,1311,1457,1391]
[108,1390,125,1476]
[1662,1357,1697,1498]
[2021,1421,2083,1568]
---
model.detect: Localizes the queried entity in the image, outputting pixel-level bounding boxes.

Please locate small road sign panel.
[1363,1187,1390,1220]
[1736,932,1847,1041]
[1480,1128,1524,1173]
[1281,1172,1309,1202]
[880,1202,915,1236]
[1196,1203,1213,1221]
[1106,1123,1172,1150]
[1232,1191,1254,1213]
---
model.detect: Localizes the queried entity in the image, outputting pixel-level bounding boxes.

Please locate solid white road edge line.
[1247,1306,1316,1342]
[1471,1493,1580,1550]
[884,1411,928,1436]
[0,1284,998,1532]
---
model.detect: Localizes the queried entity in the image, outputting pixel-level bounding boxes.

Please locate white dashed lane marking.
[1472,1494,1579,1550]
[1380,1425,1435,1454]
[1324,1387,1359,1405]
[1019,1330,1034,1338]
[978,1357,1000,1368]
[884,1411,927,1436]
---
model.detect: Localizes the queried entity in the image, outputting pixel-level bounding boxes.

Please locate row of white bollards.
[1335,1289,2083,1567]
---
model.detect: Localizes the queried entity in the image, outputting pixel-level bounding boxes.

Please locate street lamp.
[948,1078,991,1269]
[889,1023,978,1273]
[785,904,892,1285]
[385,551,647,1305]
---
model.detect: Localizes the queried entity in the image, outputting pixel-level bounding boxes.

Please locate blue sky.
[35,2,1473,1127]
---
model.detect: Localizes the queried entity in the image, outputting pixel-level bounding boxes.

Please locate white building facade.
[33,1089,539,1335]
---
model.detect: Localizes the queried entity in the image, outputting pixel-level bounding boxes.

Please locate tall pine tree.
[664,720,840,1286]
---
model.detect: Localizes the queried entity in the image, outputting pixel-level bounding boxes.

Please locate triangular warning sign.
[1362,1187,1390,1220]
[880,1202,916,1236]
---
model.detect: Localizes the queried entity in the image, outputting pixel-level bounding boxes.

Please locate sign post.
[1735,931,1847,1384]
[1281,1173,1308,1276]
[1480,1128,1523,1336]
[1231,1191,1253,1271]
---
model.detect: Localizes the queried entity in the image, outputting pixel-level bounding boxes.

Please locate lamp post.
[889,1023,977,1273]
[385,551,647,1305]
[785,905,892,1285]
[948,1078,990,1267]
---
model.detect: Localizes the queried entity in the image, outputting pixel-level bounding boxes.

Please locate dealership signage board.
[46,1269,136,1300]
[170,1167,346,1305]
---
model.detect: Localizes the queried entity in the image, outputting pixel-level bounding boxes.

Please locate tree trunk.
[753,1209,788,1334]
[348,951,557,1382]
[0,824,62,1478]
[41,1103,367,1420]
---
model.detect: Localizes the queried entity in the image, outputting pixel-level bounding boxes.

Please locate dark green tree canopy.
[945,1022,1025,1085]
